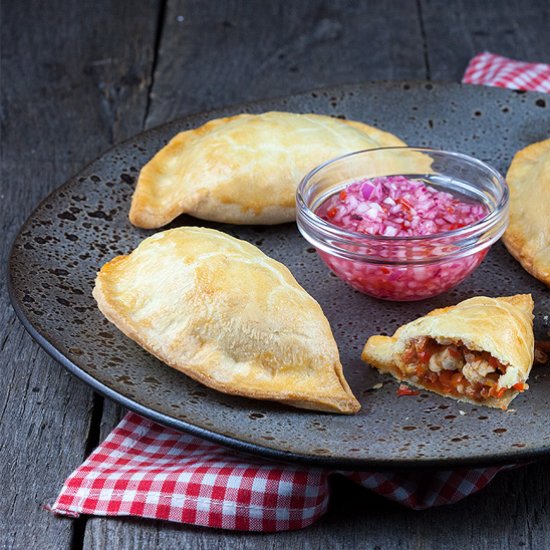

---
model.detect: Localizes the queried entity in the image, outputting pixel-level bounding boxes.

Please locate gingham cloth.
[50,54,540,532]
[50,412,510,531]
[462,52,550,93]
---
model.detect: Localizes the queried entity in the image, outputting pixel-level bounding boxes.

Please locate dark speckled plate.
[8,82,550,469]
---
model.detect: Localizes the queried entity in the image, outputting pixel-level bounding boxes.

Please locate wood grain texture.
[0,1,160,548]
[420,0,550,80]
[1,1,160,164]
[144,0,426,127]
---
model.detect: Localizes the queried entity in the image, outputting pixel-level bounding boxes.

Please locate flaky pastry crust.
[502,138,550,286]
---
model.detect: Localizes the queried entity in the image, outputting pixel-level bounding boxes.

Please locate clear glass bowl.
[296,147,509,301]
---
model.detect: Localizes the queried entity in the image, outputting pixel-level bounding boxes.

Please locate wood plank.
[145,0,427,127]
[420,0,550,80]
[0,1,161,548]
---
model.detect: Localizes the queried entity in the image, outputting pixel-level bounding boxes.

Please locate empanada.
[129,111,406,228]
[93,227,360,414]
[361,295,534,409]
[502,138,550,286]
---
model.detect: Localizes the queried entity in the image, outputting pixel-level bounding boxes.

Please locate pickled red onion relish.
[314,176,490,301]
[317,176,488,237]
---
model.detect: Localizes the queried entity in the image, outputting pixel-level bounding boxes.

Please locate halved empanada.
[361,295,534,409]
[129,111,406,228]
[93,227,360,414]
[502,138,550,286]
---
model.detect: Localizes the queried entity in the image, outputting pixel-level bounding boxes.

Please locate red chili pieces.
[397,384,420,397]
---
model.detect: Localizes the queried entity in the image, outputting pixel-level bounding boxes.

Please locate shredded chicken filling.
[400,337,522,401]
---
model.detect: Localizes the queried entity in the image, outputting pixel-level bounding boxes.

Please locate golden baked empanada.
[129,111,406,228]
[93,227,360,414]
[502,138,550,286]
[361,295,534,409]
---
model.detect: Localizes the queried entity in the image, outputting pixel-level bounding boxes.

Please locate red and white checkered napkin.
[50,412,510,532]
[462,52,550,93]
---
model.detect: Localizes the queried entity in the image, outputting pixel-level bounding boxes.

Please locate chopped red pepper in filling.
[399,336,523,402]
[397,384,420,397]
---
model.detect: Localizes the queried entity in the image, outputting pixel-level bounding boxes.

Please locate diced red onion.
[361,182,374,199]
[318,176,487,238]
[314,176,489,301]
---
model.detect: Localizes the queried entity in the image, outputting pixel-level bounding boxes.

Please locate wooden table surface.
[2,1,549,548]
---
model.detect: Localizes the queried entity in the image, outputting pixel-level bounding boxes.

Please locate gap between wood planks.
[142,0,169,131]
[70,3,168,548]
[416,0,432,80]
[70,393,104,550]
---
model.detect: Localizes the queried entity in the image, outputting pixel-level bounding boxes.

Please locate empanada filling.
[399,337,525,401]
